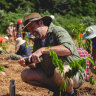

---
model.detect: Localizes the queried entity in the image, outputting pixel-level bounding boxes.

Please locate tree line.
[0,0,96,16]
[0,0,96,34]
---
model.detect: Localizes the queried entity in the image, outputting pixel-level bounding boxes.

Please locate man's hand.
[30,48,44,63]
[18,58,26,67]
[18,47,45,66]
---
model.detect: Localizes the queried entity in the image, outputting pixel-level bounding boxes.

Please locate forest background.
[0,0,96,41]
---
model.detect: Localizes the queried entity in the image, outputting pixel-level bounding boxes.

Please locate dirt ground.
[0,42,96,96]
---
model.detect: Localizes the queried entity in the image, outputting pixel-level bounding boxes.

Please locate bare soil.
[0,42,96,96]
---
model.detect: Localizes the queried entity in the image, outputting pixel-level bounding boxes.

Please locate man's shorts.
[64,65,86,88]
[72,67,86,88]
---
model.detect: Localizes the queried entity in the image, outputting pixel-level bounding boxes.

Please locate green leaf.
[60,82,67,92]
[47,46,96,92]
[49,50,52,56]
[89,77,95,85]
[80,59,86,69]
[2,50,6,54]
[25,42,29,55]
[91,68,96,74]
[0,66,3,71]
[84,57,95,66]
[25,42,28,50]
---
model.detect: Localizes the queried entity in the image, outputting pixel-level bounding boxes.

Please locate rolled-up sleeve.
[53,27,76,54]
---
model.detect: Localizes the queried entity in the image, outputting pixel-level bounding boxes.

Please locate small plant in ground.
[25,41,32,56]
[83,39,92,54]
[0,42,7,54]
[0,65,5,75]
[0,47,6,54]
[0,66,3,71]
[49,49,95,93]
[69,22,92,53]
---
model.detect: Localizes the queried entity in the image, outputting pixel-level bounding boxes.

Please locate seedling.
[49,49,95,93]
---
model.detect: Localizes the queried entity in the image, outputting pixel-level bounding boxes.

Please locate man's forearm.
[41,45,71,56]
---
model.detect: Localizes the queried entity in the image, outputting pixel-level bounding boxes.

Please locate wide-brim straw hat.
[23,12,52,31]
[15,37,25,47]
[83,26,96,39]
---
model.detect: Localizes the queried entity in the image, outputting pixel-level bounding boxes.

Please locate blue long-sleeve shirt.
[15,43,32,57]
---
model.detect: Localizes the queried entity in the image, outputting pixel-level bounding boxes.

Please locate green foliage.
[82,16,95,27]
[65,58,87,79]
[91,68,96,75]
[68,0,96,16]
[84,57,94,66]
[54,13,64,26]
[0,10,7,33]
[0,42,6,54]
[0,65,4,75]
[41,11,51,17]
[49,50,64,74]
[0,47,6,54]
[68,22,85,39]
[61,15,95,52]
[0,66,3,71]
[25,42,28,50]
[83,39,92,54]
[49,49,95,92]
[82,1,96,16]
[60,82,67,92]
[0,9,26,34]
[89,77,95,85]
[0,0,96,16]
[25,42,29,55]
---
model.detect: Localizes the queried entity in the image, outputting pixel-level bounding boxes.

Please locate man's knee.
[21,68,37,82]
[21,69,29,82]
[54,65,71,86]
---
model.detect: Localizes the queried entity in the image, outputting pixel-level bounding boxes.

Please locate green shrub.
[82,16,95,27]
[0,9,28,34]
